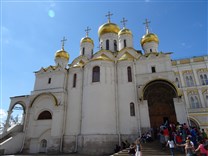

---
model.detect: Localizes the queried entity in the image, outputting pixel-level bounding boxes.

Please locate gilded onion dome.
[98,22,120,37]
[80,37,94,45]
[55,49,70,60]
[140,33,159,46]
[118,28,132,36]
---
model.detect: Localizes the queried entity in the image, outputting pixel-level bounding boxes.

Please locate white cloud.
[0,109,7,120]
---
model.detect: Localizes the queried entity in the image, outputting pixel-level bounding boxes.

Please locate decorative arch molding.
[10,101,26,113]
[30,92,58,108]
[188,116,200,127]
[142,78,181,100]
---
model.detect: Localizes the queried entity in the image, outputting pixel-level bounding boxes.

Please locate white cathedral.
[1,13,208,155]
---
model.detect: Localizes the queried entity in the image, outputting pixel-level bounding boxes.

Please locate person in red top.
[195,140,208,156]
[163,127,169,142]
[175,133,183,152]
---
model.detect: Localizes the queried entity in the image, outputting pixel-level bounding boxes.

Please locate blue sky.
[0,0,207,121]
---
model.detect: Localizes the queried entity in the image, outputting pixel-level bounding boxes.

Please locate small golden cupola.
[80,27,94,59]
[118,17,133,50]
[55,37,70,68]
[98,12,120,52]
[140,19,159,54]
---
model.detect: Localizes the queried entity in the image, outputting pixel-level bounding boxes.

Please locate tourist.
[195,140,208,156]
[114,144,121,153]
[128,143,136,156]
[166,137,176,156]
[177,140,195,156]
[159,130,166,150]
[135,139,142,156]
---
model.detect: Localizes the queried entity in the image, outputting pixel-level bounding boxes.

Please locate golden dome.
[140,33,159,46]
[55,49,69,60]
[118,28,132,36]
[98,22,120,37]
[80,37,94,45]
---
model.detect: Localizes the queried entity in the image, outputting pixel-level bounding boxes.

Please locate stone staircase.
[111,141,184,156]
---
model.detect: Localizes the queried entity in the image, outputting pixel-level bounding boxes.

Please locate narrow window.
[124,39,127,47]
[204,74,208,85]
[127,66,132,82]
[200,75,204,85]
[48,78,51,84]
[130,103,135,116]
[190,76,194,86]
[150,49,152,52]
[194,96,200,108]
[91,50,93,58]
[151,66,156,73]
[92,66,100,82]
[82,48,85,55]
[73,74,77,88]
[205,95,208,107]
[186,76,190,87]
[38,111,52,120]
[114,40,117,51]
[190,97,195,108]
[106,40,109,50]
[176,78,180,88]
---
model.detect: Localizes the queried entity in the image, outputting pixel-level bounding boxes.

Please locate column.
[139,100,150,133]
[178,71,185,87]
[198,89,205,108]
[4,110,13,132]
[174,98,188,124]
[192,69,200,86]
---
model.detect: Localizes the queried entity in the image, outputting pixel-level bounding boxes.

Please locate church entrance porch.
[143,80,178,129]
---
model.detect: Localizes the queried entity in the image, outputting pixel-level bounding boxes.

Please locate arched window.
[124,39,127,48]
[176,78,180,88]
[92,66,100,82]
[106,40,109,50]
[82,47,85,55]
[205,95,208,107]
[190,97,195,108]
[127,66,132,82]
[130,103,135,116]
[194,96,200,108]
[73,73,77,88]
[200,75,204,85]
[48,78,51,84]
[38,111,52,120]
[204,74,208,85]
[186,76,190,87]
[189,76,194,86]
[114,40,117,51]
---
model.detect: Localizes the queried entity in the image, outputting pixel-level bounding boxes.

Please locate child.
[166,137,175,156]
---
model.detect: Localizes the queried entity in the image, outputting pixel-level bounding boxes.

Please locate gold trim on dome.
[98,22,120,37]
[72,60,85,68]
[55,49,70,60]
[118,52,134,61]
[187,89,198,95]
[91,54,113,62]
[140,33,159,46]
[182,70,193,74]
[193,57,204,62]
[180,59,190,64]
[172,61,177,66]
[118,28,132,36]
[80,37,94,45]
[197,68,208,73]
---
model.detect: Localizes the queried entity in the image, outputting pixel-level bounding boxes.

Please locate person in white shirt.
[166,137,175,156]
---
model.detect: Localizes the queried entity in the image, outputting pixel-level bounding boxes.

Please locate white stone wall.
[99,33,118,52]
[81,61,116,134]
[118,34,133,50]
[142,41,158,53]
[117,61,138,134]
[80,42,94,59]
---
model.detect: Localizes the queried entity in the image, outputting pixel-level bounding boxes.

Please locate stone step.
[111,141,185,156]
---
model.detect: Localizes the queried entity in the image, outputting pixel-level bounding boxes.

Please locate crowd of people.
[113,121,208,156]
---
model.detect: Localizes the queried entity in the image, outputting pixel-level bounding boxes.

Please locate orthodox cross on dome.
[143,18,151,34]
[61,36,67,50]
[105,11,113,23]
[121,17,128,28]
[85,26,91,37]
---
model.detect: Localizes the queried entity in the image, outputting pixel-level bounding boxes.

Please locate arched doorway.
[39,139,47,153]
[143,80,178,129]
